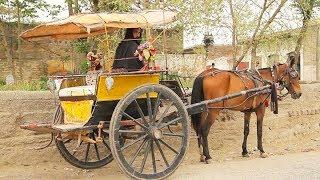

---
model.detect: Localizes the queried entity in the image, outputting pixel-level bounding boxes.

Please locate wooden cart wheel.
[109,84,190,179]
[54,106,113,169]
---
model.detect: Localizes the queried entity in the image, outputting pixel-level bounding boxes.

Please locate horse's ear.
[287,51,297,68]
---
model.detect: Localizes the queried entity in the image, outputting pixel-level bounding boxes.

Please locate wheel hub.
[150,127,162,139]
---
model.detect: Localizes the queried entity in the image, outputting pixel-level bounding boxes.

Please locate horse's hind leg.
[242,112,251,157]
[201,110,217,164]
[198,134,205,162]
[255,106,268,158]
[198,112,206,162]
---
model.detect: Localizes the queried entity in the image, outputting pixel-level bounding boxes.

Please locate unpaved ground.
[0,83,320,179]
[1,151,320,179]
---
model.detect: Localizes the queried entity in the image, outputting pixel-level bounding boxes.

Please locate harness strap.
[270,65,279,114]
[203,68,271,110]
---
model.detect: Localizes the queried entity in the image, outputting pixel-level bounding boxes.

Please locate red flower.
[150,48,157,56]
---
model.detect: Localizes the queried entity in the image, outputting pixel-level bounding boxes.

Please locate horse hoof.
[205,159,212,164]
[242,153,250,157]
[200,156,206,162]
[260,152,268,158]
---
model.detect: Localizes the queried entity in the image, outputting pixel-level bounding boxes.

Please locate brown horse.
[191,54,302,164]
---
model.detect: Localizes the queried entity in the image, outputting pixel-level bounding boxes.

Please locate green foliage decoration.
[79,59,89,74]
[73,39,90,53]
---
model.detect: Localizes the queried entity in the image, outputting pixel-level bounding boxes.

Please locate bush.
[0,80,5,86]
[73,39,90,53]
[80,60,89,74]
[0,77,49,91]
[39,76,49,90]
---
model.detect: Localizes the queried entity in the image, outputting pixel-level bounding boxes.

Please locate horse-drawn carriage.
[20,10,191,179]
[19,9,302,180]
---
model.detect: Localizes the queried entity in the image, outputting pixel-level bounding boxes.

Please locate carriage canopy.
[20,10,176,41]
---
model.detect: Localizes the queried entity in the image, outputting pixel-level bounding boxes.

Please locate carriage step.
[20,122,99,133]
[20,123,54,133]
[52,124,97,132]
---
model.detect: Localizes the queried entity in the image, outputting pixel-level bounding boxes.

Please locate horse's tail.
[191,75,204,133]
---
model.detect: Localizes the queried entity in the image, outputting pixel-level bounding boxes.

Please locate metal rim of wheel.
[109,84,190,179]
[54,106,113,169]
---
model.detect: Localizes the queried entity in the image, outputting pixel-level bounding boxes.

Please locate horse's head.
[276,52,302,99]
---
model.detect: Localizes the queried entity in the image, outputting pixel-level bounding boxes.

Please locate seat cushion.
[59,85,96,97]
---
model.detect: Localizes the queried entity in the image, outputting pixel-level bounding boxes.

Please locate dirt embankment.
[0,83,319,179]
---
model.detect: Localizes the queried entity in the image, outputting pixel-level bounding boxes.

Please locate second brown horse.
[191,54,302,164]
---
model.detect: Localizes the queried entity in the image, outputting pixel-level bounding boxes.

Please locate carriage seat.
[58,85,96,97]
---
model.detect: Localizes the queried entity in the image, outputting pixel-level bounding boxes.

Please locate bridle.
[270,64,299,97]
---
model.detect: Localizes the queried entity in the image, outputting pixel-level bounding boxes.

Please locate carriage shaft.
[186,85,271,115]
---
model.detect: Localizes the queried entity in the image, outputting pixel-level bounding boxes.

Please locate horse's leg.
[255,106,268,158]
[242,112,251,157]
[201,110,218,164]
[198,112,205,162]
[197,112,209,162]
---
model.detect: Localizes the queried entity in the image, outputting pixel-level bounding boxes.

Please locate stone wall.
[0,39,85,83]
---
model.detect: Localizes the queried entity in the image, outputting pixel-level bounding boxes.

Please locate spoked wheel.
[109,84,190,179]
[54,107,113,169]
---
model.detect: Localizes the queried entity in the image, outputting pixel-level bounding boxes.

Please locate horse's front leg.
[255,106,268,158]
[242,112,251,157]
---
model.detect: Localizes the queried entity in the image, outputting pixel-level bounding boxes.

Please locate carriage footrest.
[20,123,99,133]
[52,124,98,132]
[20,123,55,133]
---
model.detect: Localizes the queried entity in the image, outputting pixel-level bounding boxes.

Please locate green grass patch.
[0,76,48,91]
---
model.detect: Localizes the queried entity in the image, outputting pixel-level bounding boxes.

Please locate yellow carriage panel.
[61,100,93,124]
[96,73,160,101]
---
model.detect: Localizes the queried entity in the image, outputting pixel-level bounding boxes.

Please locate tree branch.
[233,0,288,70]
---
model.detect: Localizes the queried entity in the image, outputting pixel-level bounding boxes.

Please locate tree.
[66,0,74,16]
[228,0,237,62]
[229,0,289,70]
[293,0,319,53]
[292,0,320,79]
[92,0,99,12]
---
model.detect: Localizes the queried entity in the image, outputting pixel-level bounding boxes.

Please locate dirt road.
[1,151,319,179]
[171,151,320,180]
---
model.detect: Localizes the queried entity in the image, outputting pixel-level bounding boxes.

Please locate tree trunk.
[295,1,314,54]
[16,0,23,82]
[294,0,314,78]
[250,42,258,69]
[74,0,79,14]
[228,0,237,66]
[66,0,74,16]
[295,18,308,54]
[92,0,99,12]
[144,0,149,9]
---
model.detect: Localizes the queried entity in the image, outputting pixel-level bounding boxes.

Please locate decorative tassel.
[271,84,278,114]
